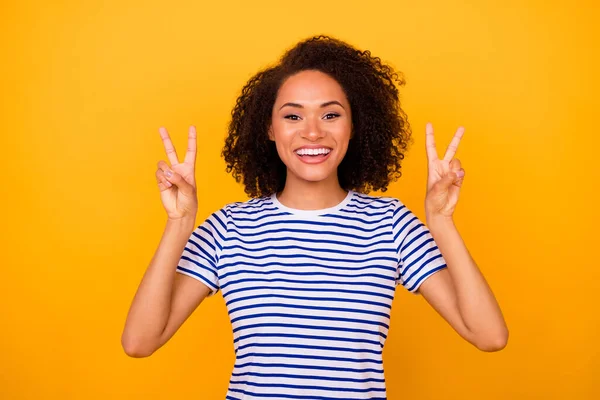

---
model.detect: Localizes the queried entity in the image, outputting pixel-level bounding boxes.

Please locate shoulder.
[197,196,274,236]
[349,192,419,229]
[213,195,275,219]
[351,191,403,211]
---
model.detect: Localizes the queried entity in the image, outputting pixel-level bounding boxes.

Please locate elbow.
[474,327,509,352]
[121,333,157,358]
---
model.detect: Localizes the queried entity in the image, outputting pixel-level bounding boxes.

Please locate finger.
[157,160,173,174]
[434,168,464,192]
[159,127,180,166]
[453,168,465,186]
[184,125,197,164]
[158,181,172,191]
[156,168,173,189]
[162,168,195,196]
[157,174,172,190]
[443,126,465,162]
[440,172,456,189]
[425,122,439,161]
[449,158,462,172]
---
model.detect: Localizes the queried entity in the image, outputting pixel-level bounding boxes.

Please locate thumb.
[435,172,459,191]
[165,170,194,196]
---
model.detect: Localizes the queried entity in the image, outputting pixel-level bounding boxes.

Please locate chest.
[217,234,398,316]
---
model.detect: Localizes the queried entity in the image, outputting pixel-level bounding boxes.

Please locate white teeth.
[295,148,331,156]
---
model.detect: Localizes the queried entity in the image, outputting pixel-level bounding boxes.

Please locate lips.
[294,145,332,151]
[294,147,333,164]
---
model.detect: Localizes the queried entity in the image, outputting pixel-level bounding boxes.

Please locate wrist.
[166,215,197,233]
[426,214,455,234]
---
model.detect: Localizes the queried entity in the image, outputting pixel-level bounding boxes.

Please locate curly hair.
[222,35,413,198]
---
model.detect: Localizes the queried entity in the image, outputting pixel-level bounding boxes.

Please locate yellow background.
[2,0,598,399]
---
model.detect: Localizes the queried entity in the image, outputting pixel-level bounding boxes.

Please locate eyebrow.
[279,101,345,110]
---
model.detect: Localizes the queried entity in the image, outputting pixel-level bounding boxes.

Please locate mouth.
[294,147,332,164]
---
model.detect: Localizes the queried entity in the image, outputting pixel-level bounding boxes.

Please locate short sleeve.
[176,207,229,297]
[391,200,447,293]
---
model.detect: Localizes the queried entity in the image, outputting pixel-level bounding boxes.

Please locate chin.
[298,173,332,183]
[290,167,336,183]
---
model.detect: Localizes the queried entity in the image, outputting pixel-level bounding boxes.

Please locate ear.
[268,126,275,141]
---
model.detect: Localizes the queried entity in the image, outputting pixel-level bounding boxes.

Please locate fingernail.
[165,170,173,178]
[456,170,465,178]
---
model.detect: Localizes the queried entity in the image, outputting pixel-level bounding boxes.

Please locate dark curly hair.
[222,35,413,198]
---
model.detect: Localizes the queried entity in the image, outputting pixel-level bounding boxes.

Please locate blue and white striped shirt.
[177,190,447,400]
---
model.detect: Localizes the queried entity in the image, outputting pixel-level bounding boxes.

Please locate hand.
[424,123,466,221]
[156,126,198,221]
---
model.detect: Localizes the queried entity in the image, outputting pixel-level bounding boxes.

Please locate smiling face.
[269,69,353,187]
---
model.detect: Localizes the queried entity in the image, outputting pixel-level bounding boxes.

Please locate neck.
[276,173,348,211]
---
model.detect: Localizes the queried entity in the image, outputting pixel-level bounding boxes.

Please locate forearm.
[122,216,196,354]
[427,216,508,346]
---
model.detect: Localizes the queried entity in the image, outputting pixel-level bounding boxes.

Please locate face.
[269,70,352,186]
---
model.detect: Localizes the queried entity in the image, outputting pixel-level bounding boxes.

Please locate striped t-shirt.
[176,190,447,400]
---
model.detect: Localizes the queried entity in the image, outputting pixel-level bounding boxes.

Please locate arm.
[122,125,211,357]
[121,217,211,358]
[418,122,508,352]
[418,217,508,351]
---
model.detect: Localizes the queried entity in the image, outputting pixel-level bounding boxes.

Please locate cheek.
[272,122,297,143]
[334,122,352,148]
[274,140,289,161]
[271,128,293,160]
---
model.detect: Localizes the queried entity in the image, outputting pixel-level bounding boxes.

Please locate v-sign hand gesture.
[156,126,198,221]
[424,123,466,221]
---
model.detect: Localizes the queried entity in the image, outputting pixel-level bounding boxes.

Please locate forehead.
[276,70,348,103]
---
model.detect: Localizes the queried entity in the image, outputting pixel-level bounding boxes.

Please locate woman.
[122,35,508,399]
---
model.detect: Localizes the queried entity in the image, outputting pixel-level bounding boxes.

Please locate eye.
[284,114,301,121]
[324,113,340,120]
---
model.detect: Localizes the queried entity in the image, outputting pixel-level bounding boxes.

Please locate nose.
[301,116,325,141]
